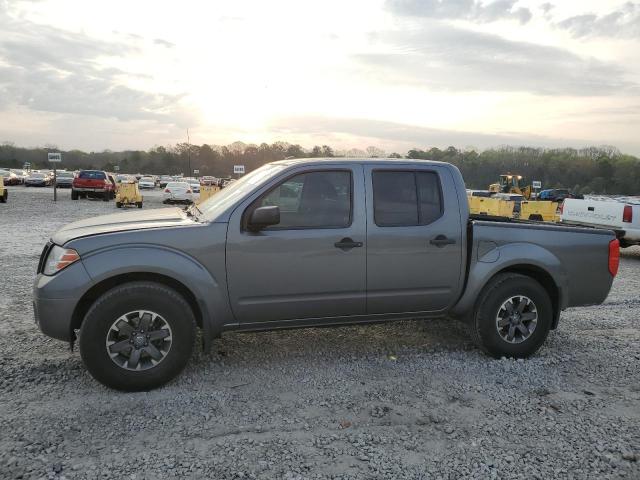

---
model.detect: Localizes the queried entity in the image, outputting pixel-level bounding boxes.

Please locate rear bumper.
[72,187,110,192]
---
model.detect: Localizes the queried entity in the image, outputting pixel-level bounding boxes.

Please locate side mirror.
[248,205,280,231]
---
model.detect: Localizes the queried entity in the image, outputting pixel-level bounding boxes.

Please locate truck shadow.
[199,317,473,367]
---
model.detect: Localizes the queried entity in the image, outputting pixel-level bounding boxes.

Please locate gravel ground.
[1,186,639,480]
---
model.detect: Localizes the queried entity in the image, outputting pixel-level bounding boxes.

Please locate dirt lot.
[1,186,639,480]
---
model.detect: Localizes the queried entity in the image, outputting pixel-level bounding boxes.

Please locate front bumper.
[33,261,93,342]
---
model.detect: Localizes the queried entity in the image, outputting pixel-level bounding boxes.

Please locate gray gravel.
[1,186,639,479]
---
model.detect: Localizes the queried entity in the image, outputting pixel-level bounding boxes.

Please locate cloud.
[354,24,635,96]
[153,38,175,48]
[386,0,532,24]
[0,7,195,126]
[556,2,640,39]
[269,115,567,150]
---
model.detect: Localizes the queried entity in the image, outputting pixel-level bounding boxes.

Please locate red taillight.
[623,205,632,223]
[608,239,620,276]
[558,202,564,215]
[164,188,170,193]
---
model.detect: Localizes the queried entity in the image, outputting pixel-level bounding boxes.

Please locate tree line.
[1,141,638,195]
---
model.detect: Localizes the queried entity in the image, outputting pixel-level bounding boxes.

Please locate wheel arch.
[71,272,203,340]
[494,265,561,329]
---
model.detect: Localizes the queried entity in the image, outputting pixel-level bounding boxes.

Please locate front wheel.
[468,273,552,358]
[0,190,6,203]
[79,282,197,391]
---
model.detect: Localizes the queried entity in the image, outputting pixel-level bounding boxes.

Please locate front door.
[226,165,367,323]
[364,165,464,314]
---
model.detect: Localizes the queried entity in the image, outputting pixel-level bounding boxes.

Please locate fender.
[451,242,568,318]
[79,243,233,345]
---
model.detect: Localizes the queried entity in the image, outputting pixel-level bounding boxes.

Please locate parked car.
[10,169,27,184]
[158,175,173,188]
[54,171,75,188]
[138,176,156,189]
[561,197,640,247]
[162,181,193,204]
[34,158,619,391]
[184,177,200,193]
[72,170,115,201]
[0,169,22,185]
[25,172,51,187]
[200,176,217,186]
[538,189,578,202]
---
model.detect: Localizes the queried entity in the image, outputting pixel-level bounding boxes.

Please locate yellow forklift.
[489,174,532,199]
[115,181,143,208]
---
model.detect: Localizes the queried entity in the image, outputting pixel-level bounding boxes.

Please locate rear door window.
[372,171,443,227]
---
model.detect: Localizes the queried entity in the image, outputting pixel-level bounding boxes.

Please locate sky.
[0,0,639,154]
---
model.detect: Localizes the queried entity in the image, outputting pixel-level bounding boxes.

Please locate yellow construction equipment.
[489,174,533,199]
[115,181,143,208]
[0,176,6,203]
[468,195,515,217]
[198,184,220,204]
[520,201,559,222]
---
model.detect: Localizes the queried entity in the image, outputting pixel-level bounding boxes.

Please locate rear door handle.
[334,237,363,250]
[430,235,456,247]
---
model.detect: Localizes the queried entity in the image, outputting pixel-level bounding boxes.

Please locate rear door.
[364,164,464,314]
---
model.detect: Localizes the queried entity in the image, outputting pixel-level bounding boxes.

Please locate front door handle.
[430,235,456,247]
[334,237,363,250]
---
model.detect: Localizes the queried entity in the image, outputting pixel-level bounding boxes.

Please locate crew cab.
[72,170,115,201]
[34,159,619,391]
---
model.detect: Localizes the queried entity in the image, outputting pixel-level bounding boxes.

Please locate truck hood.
[52,207,195,245]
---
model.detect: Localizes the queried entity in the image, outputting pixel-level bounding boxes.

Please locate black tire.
[102,191,110,202]
[136,202,143,208]
[0,191,6,203]
[79,282,197,391]
[71,190,78,200]
[116,201,122,208]
[469,273,552,359]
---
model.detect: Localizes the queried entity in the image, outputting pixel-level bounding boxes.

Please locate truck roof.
[271,157,446,167]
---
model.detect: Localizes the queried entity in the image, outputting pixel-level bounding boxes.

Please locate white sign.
[532,180,542,189]
[193,169,200,175]
[114,165,120,172]
[233,165,245,175]
[48,152,62,163]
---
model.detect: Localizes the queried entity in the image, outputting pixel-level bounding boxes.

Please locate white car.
[561,197,640,247]
[138,176,156,189]
[185,178,200,193]
[163,181,193,204]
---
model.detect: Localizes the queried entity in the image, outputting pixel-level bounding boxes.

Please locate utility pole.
[187,129,191,178]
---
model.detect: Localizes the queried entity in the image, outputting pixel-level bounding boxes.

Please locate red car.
[72,170,115,201]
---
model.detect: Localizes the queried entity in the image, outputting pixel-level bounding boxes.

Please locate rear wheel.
[116,201,122,208]
[79,282,196,391]
[136,202,143,208]
[0,190,6,203]
[469,273,552,358]
[102,191,110,202]
[71,190,78,200]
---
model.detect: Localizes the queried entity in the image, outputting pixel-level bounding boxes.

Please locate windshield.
[199,163,286,221]
[31,173,45,178]
[57,172,74,177]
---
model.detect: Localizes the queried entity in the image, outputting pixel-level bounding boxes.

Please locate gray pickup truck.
[34,159,619,391]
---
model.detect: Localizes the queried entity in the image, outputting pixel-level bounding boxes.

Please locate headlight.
[43,245,80,275]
